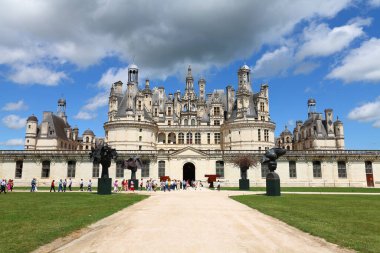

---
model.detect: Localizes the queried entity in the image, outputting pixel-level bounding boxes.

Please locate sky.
[1,0,380,150]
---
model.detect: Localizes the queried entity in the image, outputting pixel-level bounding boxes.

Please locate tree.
[231,155,258,180]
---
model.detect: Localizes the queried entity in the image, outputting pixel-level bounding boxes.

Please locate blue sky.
[1,0,380,150]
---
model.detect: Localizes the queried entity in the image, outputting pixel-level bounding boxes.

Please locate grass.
[231,194,380,253]
[222,186,380,193]
[0,192,148,253]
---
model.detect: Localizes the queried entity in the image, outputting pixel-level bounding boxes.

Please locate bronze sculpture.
[262,147,286,196]
[122,157,142,180]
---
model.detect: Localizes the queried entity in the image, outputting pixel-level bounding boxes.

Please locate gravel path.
[37,190,353,253]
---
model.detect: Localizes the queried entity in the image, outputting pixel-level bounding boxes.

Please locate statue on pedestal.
[262,148,286,196]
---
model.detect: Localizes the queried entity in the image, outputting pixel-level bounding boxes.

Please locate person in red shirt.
[50,180,56,192]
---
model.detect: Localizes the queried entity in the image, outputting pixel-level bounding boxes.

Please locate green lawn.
[223,186,380,193]
[0,192,148,253]
[231,194,380,253]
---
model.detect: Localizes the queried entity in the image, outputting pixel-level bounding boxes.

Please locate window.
[214,133,221,144]
[191,119,195,126]
[139,145,142,150]
[264,129,269,142]
[168,107,172,116]
[116,161,124,178]
[207,133,211,144]
[139,136,142,141]
[313,161,322,178]
[184,119,188,126]
[86,137,89,142]
[168,120,171,126]
[214,107,220,116]
[15,160,23,179]
[260,102,264,112]
[138,101,142,110]
[138,115,141,121]
[178,133,184,144]
[258,129,261,141]
[141,161,150,177]
[41,161,50,178]
[214,120,220,126]
[289,161,297,178]
[92,162,100,178]
[365,161,373,174]
[139,128,142,132]
[216,161,224,177]
[261,116,265,121]
[158,161,165,177]
[67,161,76,178]
[154,108,158,117]
[186,132,193,144]
[338,161,347,178]
[195,133,201,144]
[261,163,269,178]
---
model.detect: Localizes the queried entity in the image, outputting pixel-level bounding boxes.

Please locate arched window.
[184,119,188,126]
[195,133,201,144]
[86,137,89,142]
[186,132,193,144]
[168,132,176,144]
[178,133,184,144]
[158,133,166,144]
[191,119,195,126]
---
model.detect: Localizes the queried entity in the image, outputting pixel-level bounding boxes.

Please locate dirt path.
[38,190,352,253]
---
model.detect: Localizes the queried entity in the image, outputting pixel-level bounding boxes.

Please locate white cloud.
[9,65,67,86]
[97,67,130,89]
[369,0,380,7]
[294,62,320,75]
[0,0,351,83]
[74,111,97,120]
[327,38,380,83]
[296,19,369,60]
[0,138,24,146]
[348,97,380,127]
[2,114,27,129]
[82,91,109,111]
[2,100,28,111]
[252,47,294,78]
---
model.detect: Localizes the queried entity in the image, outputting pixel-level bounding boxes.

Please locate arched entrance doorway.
[183,162,195,182]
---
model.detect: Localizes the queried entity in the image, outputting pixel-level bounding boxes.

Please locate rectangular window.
[260,102,264,112]
[168,120,171,126]
[139,136,142,141]
[178,133,184,144]
[313,161,322,178]
[195,133,201,144]
[138,115,141,122]
[261,116,265,121]
[214,120,220,126]
[158,161,165,177]
[216,161,224,178]
[264,129,269,142]
[67,161,76,178]
[214,133,221,144]
[258,129,261,141]
[365,161,373,174]
[168,107,172,116]
[15,160,23,179]
[261,163,269,178]
[138,101,142,110]
[338,161,347,178]
[116,161,124,178]
[207,133,211,144]
[289,161,297,178]
[154,108,158,117]
[92,162,100,178]
[41,161,50,178]
[214,107,220,116]
[141,161,150,177]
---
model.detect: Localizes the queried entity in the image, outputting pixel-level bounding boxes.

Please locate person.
[68,178,72,191]
[30,178,36,192]
[63,179,67,192]
[34,178,38,192]
[50,180,56,192]
[217,180,221,191]
[130,180,134,192]
[80,179,84,191]
[87,179,92,192]
[58,179,63,192]
[140,179,143,191]
[113,180,119,192]
[0,179,6,194]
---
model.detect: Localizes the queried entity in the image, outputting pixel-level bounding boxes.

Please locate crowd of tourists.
[48,178,92,192]
[0,179,14,194]
[112,178,211,192]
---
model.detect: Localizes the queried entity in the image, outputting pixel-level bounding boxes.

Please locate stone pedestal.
[239,179,250,190]
[128,179,139,191]
[98,178,112,195]
[266,172,281,196]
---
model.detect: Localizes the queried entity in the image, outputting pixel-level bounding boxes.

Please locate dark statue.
[123,157,143,180]
[90,141,118,178]
[262,148,286,172]
[262,147,286,196]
